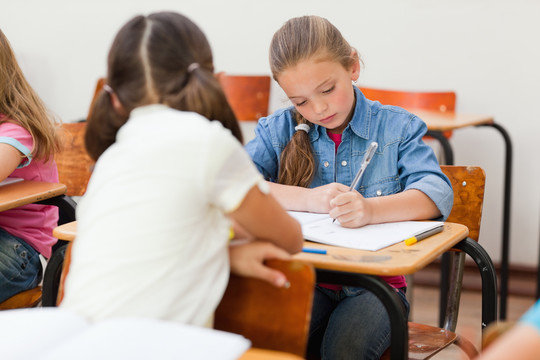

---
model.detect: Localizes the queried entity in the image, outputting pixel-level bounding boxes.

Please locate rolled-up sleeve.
[398,115,454,220]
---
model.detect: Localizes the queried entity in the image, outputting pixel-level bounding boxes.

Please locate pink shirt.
[325,132,407,290]
[0,120,59,258]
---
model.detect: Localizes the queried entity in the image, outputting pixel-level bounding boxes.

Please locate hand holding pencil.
[331,142,378,224]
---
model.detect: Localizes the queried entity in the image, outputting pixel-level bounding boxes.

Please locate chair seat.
[0,286,42,310]
[408,322,458,359]
[381,322,479,360]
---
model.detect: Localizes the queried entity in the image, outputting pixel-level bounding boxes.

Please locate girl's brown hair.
[85,11,242,161]
[269,15,358,187]
[0,28,60,161]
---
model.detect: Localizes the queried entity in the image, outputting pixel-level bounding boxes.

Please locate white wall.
[2,0,539,266]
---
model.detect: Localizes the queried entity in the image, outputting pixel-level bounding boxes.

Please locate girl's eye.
[323,86,335,94]
[295,100,307,107]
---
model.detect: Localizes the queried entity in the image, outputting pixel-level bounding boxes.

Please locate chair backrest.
[216,72,271,121]
[56,122,94,197]
[440,165,485,241]
[214,259,315,358]
[359,87,456,113]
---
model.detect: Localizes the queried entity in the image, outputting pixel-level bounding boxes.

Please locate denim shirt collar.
[309,86,371,142]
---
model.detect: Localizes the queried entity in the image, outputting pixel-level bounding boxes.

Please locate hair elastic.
[294,123,310,133]
[187,62,200,73]
[103,84,114,94]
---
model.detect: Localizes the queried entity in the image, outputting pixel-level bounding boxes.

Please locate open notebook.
[0,308,250,360]
[288,211,444,251]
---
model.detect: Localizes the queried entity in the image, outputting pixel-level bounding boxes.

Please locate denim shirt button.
[376,190,382,196]
[341,160,347,166]
[323,161,329,168]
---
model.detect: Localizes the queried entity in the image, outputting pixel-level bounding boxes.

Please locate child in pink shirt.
[0,28,61,303]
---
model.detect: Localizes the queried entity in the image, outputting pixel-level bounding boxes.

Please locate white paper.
[289,211,444,251]
[0,308,250,360]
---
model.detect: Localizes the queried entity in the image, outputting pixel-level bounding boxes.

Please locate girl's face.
[277,56,360,134]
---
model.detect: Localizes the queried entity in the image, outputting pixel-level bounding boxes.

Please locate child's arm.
[330,189,440,228]
[0,143,24,180]
[228,183,303,254]
[268,181,350,213]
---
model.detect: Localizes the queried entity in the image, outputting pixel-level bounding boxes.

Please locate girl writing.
[0,28,61,303]
[245,15,453,359]
[60,11,303,327]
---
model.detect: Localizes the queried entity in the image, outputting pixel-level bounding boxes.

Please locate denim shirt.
[245,86,453,220]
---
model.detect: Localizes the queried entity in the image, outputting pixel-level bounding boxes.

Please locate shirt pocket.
[359,175,401,198]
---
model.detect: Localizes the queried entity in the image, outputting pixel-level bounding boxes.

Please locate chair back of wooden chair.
[214,259,315,358]
[56,122,94,197]
[216,72,271,121]
[360,87,456,113]
[441,165,485,242]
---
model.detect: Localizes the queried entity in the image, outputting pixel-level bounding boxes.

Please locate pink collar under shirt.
[322,130,407,291]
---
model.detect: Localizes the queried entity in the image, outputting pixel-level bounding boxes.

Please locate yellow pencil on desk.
[404,224,444,246]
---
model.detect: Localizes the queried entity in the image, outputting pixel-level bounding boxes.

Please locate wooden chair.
[216,72,271,121]
[381,165,487,359]
[359,87,456,140]
[214,259,315,358]
[0,287,42,310]
[216,72,272,144]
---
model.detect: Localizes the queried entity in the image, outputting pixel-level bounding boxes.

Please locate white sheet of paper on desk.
[0,177,23,186]
[288,211,444,251]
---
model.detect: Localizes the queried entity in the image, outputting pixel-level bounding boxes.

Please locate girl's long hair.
[269,15,358,187]
[0,28,60,161]
[85,11,241,161]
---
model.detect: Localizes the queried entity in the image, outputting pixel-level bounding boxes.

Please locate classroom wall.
[2,0,539,266]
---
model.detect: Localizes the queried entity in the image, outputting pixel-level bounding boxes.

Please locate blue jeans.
[0,228,42,303]
[307,285,410,360]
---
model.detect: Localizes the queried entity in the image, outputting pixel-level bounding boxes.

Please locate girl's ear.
[110,92,127,117]
[350,49,361,82]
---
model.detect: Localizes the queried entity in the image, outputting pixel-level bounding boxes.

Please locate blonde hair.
[0,28,60,161]
[85,12,241,161]
[269,15,358,187]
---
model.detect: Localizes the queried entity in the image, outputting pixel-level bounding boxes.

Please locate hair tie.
[294,124,310,133]
[187,63,200,73]
[103,84,114,94]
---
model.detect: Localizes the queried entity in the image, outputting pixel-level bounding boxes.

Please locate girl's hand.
[329,190,373,228]
[305,182,349,213]
[229,240,291,288]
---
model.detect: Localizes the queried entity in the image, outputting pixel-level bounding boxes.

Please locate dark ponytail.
[85,11,243,160]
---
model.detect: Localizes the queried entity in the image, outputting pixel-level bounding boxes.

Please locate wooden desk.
[293,222,497,360]
[0,180,67,211]
[415,109,512,321]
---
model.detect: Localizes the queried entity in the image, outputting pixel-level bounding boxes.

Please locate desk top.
[54,221,468,276]
[294,222,468,276]
[0,180,67,212]
[412,109,494,131]
[240,348,303,359]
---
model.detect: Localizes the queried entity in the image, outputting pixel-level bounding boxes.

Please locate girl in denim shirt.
[245,15,453,360]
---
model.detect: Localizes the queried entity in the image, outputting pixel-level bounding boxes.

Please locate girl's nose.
[312,99,328,115]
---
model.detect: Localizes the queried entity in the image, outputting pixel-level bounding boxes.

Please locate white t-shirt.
[60,104,265,326]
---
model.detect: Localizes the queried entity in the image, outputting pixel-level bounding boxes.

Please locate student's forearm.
[367,189,440,224]
[267,182,312,211]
